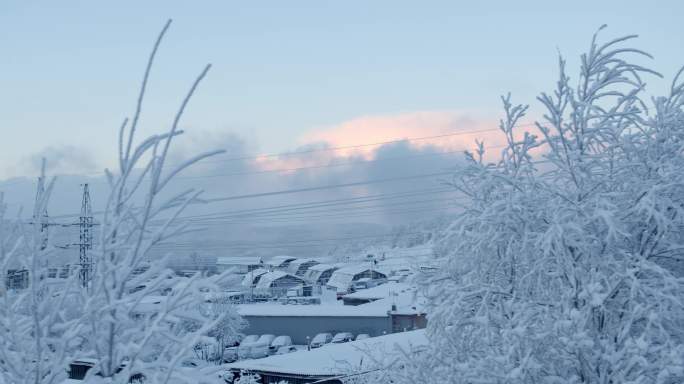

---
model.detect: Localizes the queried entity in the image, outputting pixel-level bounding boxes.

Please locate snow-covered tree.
[1,19,244,384]
[0,164,83,384]
[72,19,245,383]
[400,27,684,383]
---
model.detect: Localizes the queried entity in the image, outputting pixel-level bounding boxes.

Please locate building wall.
[243,315,392,344]
[269,275,305,297]
[391,314,427,332]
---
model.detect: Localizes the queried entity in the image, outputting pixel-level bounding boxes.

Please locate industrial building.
[287,258,319,277]
[326,265,387,292]
[254,271,305,297]
[216,256,263,274]
[303,263,340,286]
[267,255,297,269]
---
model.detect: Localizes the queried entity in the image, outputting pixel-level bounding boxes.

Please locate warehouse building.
[237,285,426,344]
[241,268,269,288]
[287,258,320,277]
[326,265,387,293]
[216,256,263,274]
[267,255,297,269]
[237,304,393,344]
[303,263,340,286]
[254,271,305,297]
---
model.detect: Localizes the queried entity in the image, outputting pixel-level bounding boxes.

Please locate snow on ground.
[227,329,427,377]
[342,282,413,301]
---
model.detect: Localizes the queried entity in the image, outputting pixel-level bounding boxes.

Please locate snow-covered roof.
[227,329,427,377]
[240,268,269,287]
[343,282,413,301]
[359,288,427,315]
[287,258,319,273]
[254,271,303,290]
[267,255,297,267]
[216,256,263,266]
[326,265,387,289]
[308,263,340,272]
[237,303,390,318]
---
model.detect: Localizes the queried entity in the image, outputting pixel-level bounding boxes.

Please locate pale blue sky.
[1,1,683,180]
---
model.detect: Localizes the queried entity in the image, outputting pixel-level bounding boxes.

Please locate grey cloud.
[22,145,98,176]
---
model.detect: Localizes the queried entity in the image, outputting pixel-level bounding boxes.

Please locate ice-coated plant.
[0,20,245,384]
[398,27,684,384]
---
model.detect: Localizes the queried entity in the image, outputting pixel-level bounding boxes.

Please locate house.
[341,282,413,306]
[254,271,305,297]
[227,329,428,384]
[241,268,269,288]
[287,258,319,277]
[216,256,264,274]
[267,255,297,269]
[303,263,340,286]
[326,265,387,293]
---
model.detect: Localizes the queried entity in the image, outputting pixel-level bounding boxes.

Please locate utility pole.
[34,174,49,252]
[79,184,94,288]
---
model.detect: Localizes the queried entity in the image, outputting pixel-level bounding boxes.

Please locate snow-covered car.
[248,334,276,358]
[355,333,370,341]
[268,335,292,355]
[331,332,354,344]
[275,345,298,355]
[223,346,239,363]
[310,333,333,349]
[236,335,260,359]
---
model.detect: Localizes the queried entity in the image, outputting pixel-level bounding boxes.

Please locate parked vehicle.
[331,332,354,344]
[269,335,292,355]
[355,333,370,341]
[249,334,276,358]
[276,345,298,355]
[223,346,239,363]
[310,332,333,349]
[237,335,260,359]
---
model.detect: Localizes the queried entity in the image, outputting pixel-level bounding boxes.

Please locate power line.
[163,201,464,227]
[167,186,454,223]
[203,171,455,203]
[157,231,425,248]
[183,195,461,224]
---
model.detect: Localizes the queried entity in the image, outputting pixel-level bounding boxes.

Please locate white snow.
[227,329,427,376]
[240,268,269,287]
[343,282,413,301]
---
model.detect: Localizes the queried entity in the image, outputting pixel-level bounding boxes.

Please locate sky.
[1,1,683,257]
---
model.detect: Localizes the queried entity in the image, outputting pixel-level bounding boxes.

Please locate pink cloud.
[301,110,506,157]
[253,110,542,173]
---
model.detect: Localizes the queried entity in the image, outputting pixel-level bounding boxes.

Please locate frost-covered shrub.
[0,20,245,384]
[401,27,684,384]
